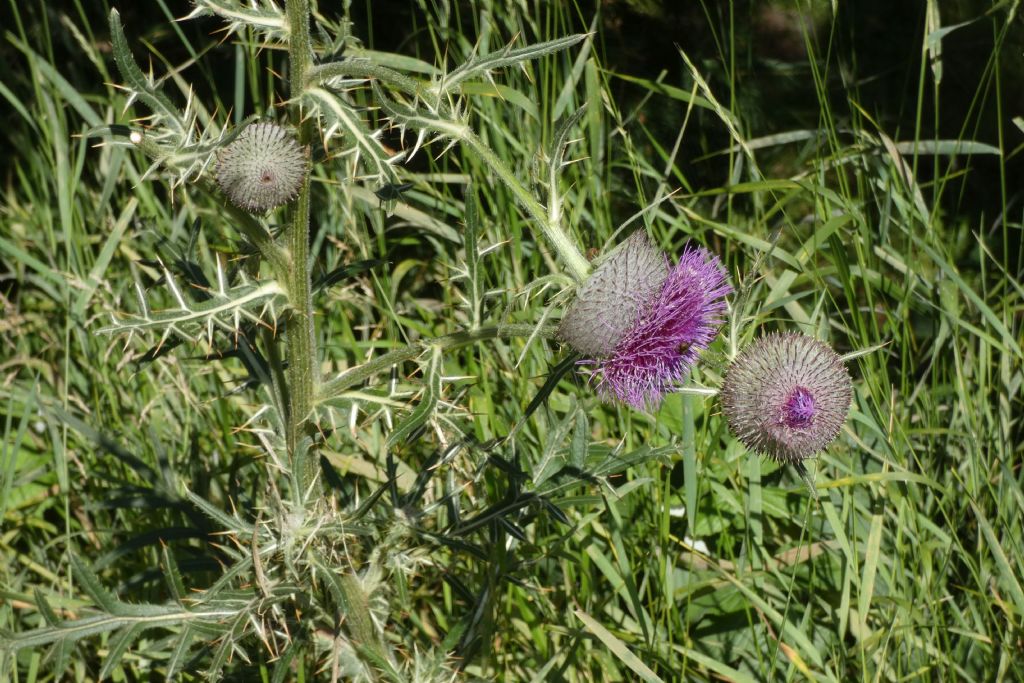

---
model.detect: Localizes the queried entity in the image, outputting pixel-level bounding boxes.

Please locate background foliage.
[2,0,1023,680]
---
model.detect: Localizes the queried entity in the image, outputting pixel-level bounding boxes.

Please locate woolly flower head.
[721,333,852,463]
[215,122,308,213]
[558,232,731,409]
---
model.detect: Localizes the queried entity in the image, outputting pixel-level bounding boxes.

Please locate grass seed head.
[721,332,852,463]
[216,122,309,213]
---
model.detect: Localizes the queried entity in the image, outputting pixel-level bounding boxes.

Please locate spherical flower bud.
[721,333,852,463]
[558,231,669,357]
[559,232,731,409]
[215,122,308,213]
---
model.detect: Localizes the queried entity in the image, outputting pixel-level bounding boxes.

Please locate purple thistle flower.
[721,333,853,463]
[559,232,731,410]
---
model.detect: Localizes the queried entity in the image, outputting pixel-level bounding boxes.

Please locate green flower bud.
[215,122,308,213]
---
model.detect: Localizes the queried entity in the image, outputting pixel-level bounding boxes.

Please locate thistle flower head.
[560,232,731,409]
[721,333,852,463]
[215,122,308,213]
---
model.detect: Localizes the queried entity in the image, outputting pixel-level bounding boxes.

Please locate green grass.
[2,0,1022,681]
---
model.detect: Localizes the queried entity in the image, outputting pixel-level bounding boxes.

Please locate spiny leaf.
[440,34,588,93]
[184,0,288,41]
[512,353,580,438]
[302,87,402,183]
[71,555,123,615]
[108,9,185,136]
[165,624,196,681]
[34,589,60,627]
[206,613,248,680]
[372,83,470,143]
[184,489,255,536]
[1,606,224,653]
[48,636,74,678]
[162,545,187,604]
[270,640,300,683]
[532,398,579,487]
[99,279,285,342]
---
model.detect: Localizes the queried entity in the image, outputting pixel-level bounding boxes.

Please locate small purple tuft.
[721,333,852,463]
[782,386,816,429]
[589,245,732,409]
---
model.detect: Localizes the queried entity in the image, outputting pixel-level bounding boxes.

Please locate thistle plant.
[12,0,1024,678]
[2,1,688,678]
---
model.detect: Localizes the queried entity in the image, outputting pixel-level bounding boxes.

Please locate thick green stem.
[318,324,558,403]
[285,0,318,498]
[220,196,290,278]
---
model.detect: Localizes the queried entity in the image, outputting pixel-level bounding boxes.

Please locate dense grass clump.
[1,1,1022,681]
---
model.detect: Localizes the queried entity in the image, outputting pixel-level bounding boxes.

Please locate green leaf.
[184,0,287,40]
[206,613,247,681]
[270,640,300,683]
[569,407,589,470]
[303,87,401,182]
[442,34,588,93]
[462,187,483,326]
[971,500,1024,615]
[49,636,74,677]
[458,82,538,120]
[385,346,442,450]
[73,198,136,318]
[372,82,470,143]
[33,589,60,627]
[98,624,144,681]
[533,398,578,487]
[71,555,123,615]
[893,139,1001,156]
[573,608,663,683]
[184,489,255,536]
[99,277,285,343]
[162,545,187,604]
[164,625,195,680]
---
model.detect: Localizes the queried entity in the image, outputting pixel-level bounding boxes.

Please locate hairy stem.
[307,60,422,98]
[460,132,591,282]
[285,0,318,499]
[317,324,558,403]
